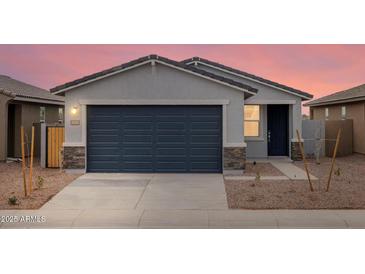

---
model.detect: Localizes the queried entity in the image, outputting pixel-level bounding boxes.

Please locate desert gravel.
[0,161,81,209]
[225,154,365,209]
[243,162,284,176]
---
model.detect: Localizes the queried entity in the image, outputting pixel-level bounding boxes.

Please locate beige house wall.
[11,101,63,158]
[310,100,365,154]
[0,93,13,161]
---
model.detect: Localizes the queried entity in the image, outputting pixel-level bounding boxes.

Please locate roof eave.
[51,55,258,97]
[305,96,365,107]
[183,58,313,100]
[13,95,64,105]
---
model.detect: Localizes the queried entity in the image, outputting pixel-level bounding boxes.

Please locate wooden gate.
[47,126,64,168]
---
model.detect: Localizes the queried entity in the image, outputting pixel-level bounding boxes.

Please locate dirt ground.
[244,162,284,176]
[0,161,81,209]
[225,154,365,209]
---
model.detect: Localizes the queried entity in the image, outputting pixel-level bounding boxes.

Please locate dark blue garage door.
[87,105,222,173]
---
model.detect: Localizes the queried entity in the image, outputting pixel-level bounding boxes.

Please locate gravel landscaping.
[225,154,365,209]
[0,161,81,209]
[244,162,284,176]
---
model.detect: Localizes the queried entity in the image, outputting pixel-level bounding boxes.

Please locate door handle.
[268,130,271,143]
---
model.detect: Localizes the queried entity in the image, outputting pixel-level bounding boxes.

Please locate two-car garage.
[54,55,256,173]
[87,105,222,173]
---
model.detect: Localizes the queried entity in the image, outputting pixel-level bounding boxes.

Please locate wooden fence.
[47,126,64,168]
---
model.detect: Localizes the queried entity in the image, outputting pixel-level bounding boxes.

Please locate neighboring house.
[304,83,365,154]
[0,75,65,161]
[50,55,313,173]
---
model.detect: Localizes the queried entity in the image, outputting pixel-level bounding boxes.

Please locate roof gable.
[50,55,258,97]
[304,83,365,107]
[181,57,313,100]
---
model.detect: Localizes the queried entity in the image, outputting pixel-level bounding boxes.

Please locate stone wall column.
[223,146,246,171]
[63,146,85,170]
[290,141,303,161]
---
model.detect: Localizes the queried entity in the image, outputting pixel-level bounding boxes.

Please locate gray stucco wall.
[195,63,303,158]
[64,63,246,147]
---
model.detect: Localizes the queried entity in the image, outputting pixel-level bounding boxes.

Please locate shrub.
[8,196,19,205]
[36,176,45,189]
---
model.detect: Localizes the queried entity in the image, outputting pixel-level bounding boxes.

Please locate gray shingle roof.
[0,75,64,103]
[50,55,258,95]
[304,84,365,107]
[181,57,313,100]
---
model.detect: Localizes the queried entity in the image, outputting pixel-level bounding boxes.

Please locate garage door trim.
[86,105,224,173]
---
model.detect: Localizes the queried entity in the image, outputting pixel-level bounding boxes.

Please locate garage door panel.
[157,135,187,143]
[191,135,220,144]
[123,161,153,172]
[87,134,120,143]
[190,147,220,156]
[87,105,222,173]
[191,162,220,171]
[88,147,120,155]
[155,162,187,172]
[88,122,120,130]
[156,148,186,155]
[123,135,153,143]
[87,161,120,171]
[124,122,153,130]
[123,147,153,155]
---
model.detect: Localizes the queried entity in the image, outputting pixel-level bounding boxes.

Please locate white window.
[325,108,329,120]
[244,105,260,137]
[40,106,46,123]
[58,107,64,123]
[341,106,346,119]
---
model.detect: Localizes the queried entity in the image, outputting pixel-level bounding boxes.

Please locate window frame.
[325,107,329,120]
[40,106,46,123]
[58,107,64,123]
[341,106,346,120]
[244,104,261,138]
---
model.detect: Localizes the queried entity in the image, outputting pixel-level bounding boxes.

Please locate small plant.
[255,171,261,182]
[8,196,19,205]
[334,167,341,176]
[36,176,45,189]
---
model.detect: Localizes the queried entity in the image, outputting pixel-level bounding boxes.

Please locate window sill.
[245,137,265,142]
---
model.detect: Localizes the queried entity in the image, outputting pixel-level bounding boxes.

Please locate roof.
[304,83,365,107]
[50,55,258,96]
[181,56,313,100]
[0,75,64,104]
[0,88,16,98]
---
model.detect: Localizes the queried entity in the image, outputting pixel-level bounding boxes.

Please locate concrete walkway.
[271,162,318,180]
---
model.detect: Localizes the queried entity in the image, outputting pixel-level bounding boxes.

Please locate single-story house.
[304,83,365,154]
[0,75,65,161]
[50,55,313,173]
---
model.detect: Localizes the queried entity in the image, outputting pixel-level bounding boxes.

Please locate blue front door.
[267,105,289,156]
[87,105,222,173]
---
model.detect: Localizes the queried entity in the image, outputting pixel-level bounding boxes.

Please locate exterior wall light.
[71,106,78,115]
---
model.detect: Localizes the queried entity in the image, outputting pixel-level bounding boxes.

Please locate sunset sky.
[1,44,364,112]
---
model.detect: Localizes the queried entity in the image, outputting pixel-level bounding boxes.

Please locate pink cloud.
[1,44,365,114]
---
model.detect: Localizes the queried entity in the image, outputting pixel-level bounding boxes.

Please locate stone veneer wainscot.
[63,146,85,169]
[290,141,303,161]
[223,146,246,170]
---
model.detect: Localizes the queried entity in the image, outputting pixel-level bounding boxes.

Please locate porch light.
[71,106,78,115]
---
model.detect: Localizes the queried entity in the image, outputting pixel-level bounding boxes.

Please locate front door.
[267,105,289,156]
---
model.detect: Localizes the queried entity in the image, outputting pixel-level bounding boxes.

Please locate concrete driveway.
[42,173,228,210]
[35,173,229,228]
